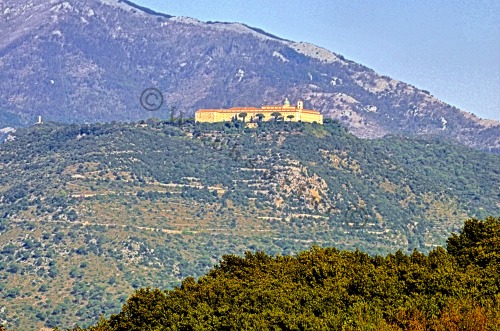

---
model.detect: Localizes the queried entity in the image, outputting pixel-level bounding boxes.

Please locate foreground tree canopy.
[66,216,500,330]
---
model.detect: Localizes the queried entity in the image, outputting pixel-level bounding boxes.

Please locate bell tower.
[297,100,303,110]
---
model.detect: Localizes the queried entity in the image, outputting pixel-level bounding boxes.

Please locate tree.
[168,106,177,124]
[287,114,295,121]
[67,209,78,222]
[238,112,248,123]
[271,112,282,122]
[107,287,168,331]
[256,113,264,122]
[446,216,500,268]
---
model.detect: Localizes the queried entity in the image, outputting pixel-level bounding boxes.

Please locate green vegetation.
[271,112,282,121]
[238,112,248,122]
[81,217,500,330]
[0,119,498,329]
[0,109,24,128]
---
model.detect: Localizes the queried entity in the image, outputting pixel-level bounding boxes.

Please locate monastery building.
[195,98,323,124]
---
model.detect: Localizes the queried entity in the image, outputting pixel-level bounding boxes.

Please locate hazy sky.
[134,0,499,120]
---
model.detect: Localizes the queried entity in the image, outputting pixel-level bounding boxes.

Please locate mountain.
[0,119,499,329]
[0,0,499,153]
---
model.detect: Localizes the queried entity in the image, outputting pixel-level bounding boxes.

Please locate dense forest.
[0,119,499,329]
[63,216,500,330]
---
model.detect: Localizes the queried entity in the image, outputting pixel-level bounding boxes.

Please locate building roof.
[230,107,260,110]
[196,99,321,115]
[197,107,320,114]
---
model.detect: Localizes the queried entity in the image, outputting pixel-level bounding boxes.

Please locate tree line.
[56,216,500,331]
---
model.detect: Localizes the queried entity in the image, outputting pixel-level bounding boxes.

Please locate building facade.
[195,98,323,124]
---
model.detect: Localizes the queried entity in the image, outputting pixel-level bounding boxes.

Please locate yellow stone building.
[195,98,323,124]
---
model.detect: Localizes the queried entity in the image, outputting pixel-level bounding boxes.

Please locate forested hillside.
[0,119,499,329]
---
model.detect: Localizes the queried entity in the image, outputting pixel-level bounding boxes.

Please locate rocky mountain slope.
[0,0,498,153]
[0,119,499,329]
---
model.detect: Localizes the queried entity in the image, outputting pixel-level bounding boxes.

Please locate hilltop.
[0,119,499,329]
[0,0,499,153]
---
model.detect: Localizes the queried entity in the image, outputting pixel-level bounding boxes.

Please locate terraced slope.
[0,120,498,329]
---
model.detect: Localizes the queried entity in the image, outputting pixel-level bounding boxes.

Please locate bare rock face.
[0,0,498,153]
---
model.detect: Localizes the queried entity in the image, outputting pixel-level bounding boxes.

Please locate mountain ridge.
[0,0,498,153]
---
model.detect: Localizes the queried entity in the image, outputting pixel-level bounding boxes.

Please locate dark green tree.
[271,112,281,122]
[238,112,248,123]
